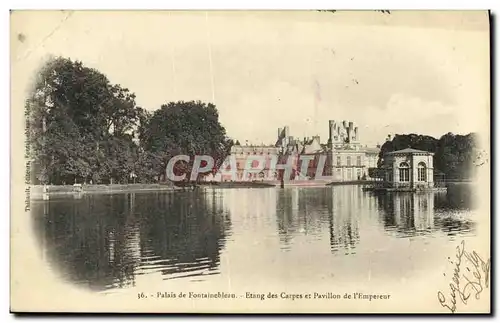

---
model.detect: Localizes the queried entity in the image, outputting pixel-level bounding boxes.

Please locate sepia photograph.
[10,9,491,313]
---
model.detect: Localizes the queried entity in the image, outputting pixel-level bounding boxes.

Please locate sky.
[11,10,490,146]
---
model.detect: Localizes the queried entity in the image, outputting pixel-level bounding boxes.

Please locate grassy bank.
[30,183,181,199]
[29,181,276,199]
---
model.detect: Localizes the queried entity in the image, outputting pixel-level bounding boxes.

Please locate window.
[357,169,362,179]
[337,156,341,166]
[347,156,351,166]
[399,162,410,182]
[418,162,427,182]
[356,156,361,166]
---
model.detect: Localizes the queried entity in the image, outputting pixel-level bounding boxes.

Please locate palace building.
[228,144,279,181]
[275,121,380,181]
[217,120,381,182]
[326,120,380,181]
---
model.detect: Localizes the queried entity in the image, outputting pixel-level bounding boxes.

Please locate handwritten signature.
[437,240,491,313]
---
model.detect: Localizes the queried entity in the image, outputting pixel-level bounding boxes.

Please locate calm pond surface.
[31,184,477,293]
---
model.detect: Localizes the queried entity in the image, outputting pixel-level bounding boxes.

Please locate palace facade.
[275,121,380,181]
[229,144,279,181]
[326,120,380,181]
[215,120,381,182]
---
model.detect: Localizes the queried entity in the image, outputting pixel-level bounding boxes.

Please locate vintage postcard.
[10,10,491,313]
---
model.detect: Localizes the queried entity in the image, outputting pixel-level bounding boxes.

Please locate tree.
[26,58,240,185]
[377,134,438,168]
[26,56,143,184]
[138,100,233,182]
[435,133,477,180]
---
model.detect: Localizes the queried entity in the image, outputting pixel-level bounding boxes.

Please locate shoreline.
[29,184,182,200]
[28,180,474,200]
[28,182,276,200]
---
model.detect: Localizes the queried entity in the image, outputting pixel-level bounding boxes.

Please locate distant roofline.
[385,148,434,156]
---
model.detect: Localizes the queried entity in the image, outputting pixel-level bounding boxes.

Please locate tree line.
[26,57,479,185]
[370,133,480,181]
[26,57,233,185]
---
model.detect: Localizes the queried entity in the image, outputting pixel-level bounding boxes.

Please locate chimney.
[328,120,334,143]
[386,134,392,141]
[354,127,358,141]
[343,120,347,128]
[284,126,290,138]
[348,121,354,130]
[313,135,320,143]
[278,128,282,138]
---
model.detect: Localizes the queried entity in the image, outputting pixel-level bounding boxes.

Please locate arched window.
[399,162,410,182]
[418,162,427,182]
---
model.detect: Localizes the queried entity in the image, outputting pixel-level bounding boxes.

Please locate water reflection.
[376,192,435,237]
[31,184,476,291]
[327,187,361,255]
[274,185,474,254]
[375,187,475,237]
[31,191,232,291]
[434,183,476,211]
[275,188,322,247]
[139,191,231,282]
[275,187,362,254]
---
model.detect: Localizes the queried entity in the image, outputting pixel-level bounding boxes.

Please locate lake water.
[31,184,477,294]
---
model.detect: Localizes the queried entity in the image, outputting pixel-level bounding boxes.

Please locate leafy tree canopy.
[377,133,479,180]
[139,100,233,181]
[26,57,233,184]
